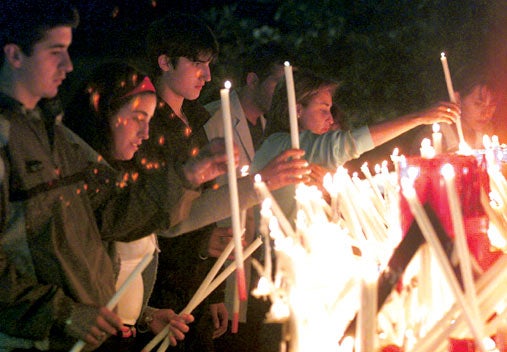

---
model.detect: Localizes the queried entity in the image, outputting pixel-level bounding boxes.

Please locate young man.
[137,13,230,352]
[0,2,225,350]
[204,42,288,352]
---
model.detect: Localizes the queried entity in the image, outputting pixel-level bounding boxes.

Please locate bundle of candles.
[250,135,507,352]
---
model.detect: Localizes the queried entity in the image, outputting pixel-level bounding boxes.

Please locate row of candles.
[77,51,504,352]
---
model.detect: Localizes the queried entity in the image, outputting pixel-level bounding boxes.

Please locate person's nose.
[60,51,73,73]
[139,121,150,140]
[200,64,211,82]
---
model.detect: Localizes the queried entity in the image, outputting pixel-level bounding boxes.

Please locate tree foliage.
[71,0,501,127]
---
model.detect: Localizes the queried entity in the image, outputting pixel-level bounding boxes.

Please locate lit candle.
[419,138,435,158]
[440,52,466,150]
[440,52,456,103]
[432,123,442,155]
[253,174,296,239]
[284,61,299,149]
[220,80,247,301]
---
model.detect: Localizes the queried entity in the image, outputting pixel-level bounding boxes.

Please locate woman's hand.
[257,149,311,191]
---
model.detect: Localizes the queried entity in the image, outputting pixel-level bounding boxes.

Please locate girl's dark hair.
[0,0,79,63]
[64,61,154,160]
[265,69,339,136]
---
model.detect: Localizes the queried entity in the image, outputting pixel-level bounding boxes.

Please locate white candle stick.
[253,174,297,239]
[356,258,378,352]
[400,178,490,352]
[441,164,485,337]
[70,251,154,352]
[284,61,299,149]
[220,80,247,302]
[432,123,443,155]
[440,52,466,149]
[142,238,263,352]
[419,138,436,158]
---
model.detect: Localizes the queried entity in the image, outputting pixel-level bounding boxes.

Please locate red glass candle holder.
[398,153,500,270]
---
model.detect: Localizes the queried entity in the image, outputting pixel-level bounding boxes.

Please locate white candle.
[440,52,466,149]
[220,80,247,301]
[71,251,155,352]
[284,61,299,149]
[432,123,442,155]
[356,259,378,352]
[440,52,456,103]
[253,174,297,239]
[419,138,435,158]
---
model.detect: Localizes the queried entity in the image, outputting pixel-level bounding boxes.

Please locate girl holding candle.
[64,61,195,351]
[252,68,459,222]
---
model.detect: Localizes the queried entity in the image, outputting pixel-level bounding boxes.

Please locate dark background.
[66,0,507,167]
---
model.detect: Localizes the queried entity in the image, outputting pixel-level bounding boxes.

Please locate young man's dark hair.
[0,0,79,63]
[145,12,219,78]
[240,42,289,82]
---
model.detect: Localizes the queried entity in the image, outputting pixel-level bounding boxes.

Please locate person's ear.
[4,44,23,68]
[158,54,172,72]
[296,103,302,118]
[245,72,259,87]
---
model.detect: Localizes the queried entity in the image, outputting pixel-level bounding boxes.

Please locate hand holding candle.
[220,80,247,301]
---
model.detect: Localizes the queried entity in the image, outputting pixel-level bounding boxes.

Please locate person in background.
[204,42,289,352]
[63,61,195,351]
[252,68,460,223]
[409,60,499,153]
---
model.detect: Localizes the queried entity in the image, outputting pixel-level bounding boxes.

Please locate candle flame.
[254,173,262,183]
[441,52,446,58]
[432,122,441,133]
[240,165,249,177]
[440,163,455,180]
[224,80,231,89]
[284,61,290,67]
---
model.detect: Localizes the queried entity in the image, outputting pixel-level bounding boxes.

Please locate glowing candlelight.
[253,174,296,238]
[432,123,442,155]
[284,61,299,149]
[220,80,247,301]
[419,138,435,158]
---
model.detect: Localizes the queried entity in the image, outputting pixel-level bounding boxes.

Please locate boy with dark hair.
[140,13,311,352]
[139,12,227,352]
